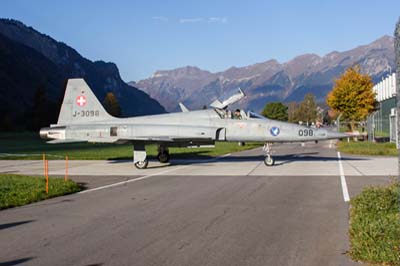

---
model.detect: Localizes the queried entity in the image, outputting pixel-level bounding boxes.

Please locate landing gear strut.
[157,145,170,163]
[133,143,149,169]
[263,142,275,166]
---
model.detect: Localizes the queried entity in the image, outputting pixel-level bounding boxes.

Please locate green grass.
[0,132,262,160]
[374,131,390,138]
[0,174,82,209]
[338,141,397,156]
[338,126,367,133]
[349,182,400,265]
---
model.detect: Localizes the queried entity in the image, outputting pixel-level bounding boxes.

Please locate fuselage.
[40,108,345,145]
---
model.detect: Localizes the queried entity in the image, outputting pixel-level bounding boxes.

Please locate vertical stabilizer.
[57,79,113,125]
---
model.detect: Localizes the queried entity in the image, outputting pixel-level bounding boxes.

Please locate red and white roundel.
[76,95,87,107]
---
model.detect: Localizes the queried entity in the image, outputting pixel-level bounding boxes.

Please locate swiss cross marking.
[76,95,87,107]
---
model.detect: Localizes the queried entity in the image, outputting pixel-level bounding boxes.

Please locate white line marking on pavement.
[79,153,232,194]
[246,161,263,176]
[79,164,192,194]
[337,151,350,202]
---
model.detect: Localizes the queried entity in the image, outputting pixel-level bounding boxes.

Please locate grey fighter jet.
[40,79,346,169]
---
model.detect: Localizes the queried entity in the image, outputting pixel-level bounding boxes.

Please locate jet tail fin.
[57,79,113,125]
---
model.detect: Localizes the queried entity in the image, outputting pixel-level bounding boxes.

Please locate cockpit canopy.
[215,108,266,120]
[210,88,266,120]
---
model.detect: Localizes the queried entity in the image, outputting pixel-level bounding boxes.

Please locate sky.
[0,0,399,82]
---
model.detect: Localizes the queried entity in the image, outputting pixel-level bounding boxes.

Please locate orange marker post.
[65,155,68,182]
[43,153,46,177]
[45,160,49,194]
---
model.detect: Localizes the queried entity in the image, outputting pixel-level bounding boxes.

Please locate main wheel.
[157,152,170,163]
[264,156,275,166]
[134,159,149,169]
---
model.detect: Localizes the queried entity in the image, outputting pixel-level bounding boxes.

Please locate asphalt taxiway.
[0,141,395,266]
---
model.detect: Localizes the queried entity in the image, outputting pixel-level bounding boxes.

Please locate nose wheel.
[263,142,275,166]
[264,156,275,166]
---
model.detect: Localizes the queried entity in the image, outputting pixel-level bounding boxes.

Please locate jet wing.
[47,137,175,144]
[47,139,87,144]
[121,136,175,142]
[119,136,213,143]
[117,125,218,143]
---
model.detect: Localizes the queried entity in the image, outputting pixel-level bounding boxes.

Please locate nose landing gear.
[263,142,275,166]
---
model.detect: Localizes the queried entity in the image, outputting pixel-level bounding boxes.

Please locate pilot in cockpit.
[233,109,242,120]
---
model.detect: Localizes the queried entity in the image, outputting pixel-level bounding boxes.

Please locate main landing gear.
[134,160,148,169]
[133,144,171,169]
[133,143,149,169]
[157,145,170,163]
[263,142,275,166]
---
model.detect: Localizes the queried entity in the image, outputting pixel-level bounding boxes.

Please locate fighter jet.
[40,79,346,169]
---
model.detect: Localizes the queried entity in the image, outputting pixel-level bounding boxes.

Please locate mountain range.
[132,36,395,112]
[0,19,165,130]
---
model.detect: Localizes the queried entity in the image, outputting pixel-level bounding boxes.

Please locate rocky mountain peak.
[0,18,166,130]
[152,65,214,80]
[0,18,79,65]
[135,35,395,112]
[284,53,322,76]
[368,35,394,49]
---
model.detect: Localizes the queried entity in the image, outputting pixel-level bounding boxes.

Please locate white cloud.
[178,17,228,24]
[152,16,169,22]
[179,18,204,23]
[207,17,228,24]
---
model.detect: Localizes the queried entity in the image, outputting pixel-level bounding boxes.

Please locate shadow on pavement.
[0,257,35,266]
[218,153,368,166]
[106,152,369,169]
[0,220,34,231]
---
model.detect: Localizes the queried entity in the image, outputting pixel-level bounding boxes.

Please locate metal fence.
[367,108,398,147]
[390,110,398,146]
[367,97,397,143]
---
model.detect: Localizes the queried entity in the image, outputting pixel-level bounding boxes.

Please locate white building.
[372,73,396,102]
[368,73,397,144]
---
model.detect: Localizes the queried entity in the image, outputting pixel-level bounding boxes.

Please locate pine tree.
[30,86,50,130]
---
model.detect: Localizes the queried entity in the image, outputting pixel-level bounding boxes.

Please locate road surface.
[0,141,394,266]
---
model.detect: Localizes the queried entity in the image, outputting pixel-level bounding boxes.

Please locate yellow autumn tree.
[326,66,376,131]
[103,92,121,117]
